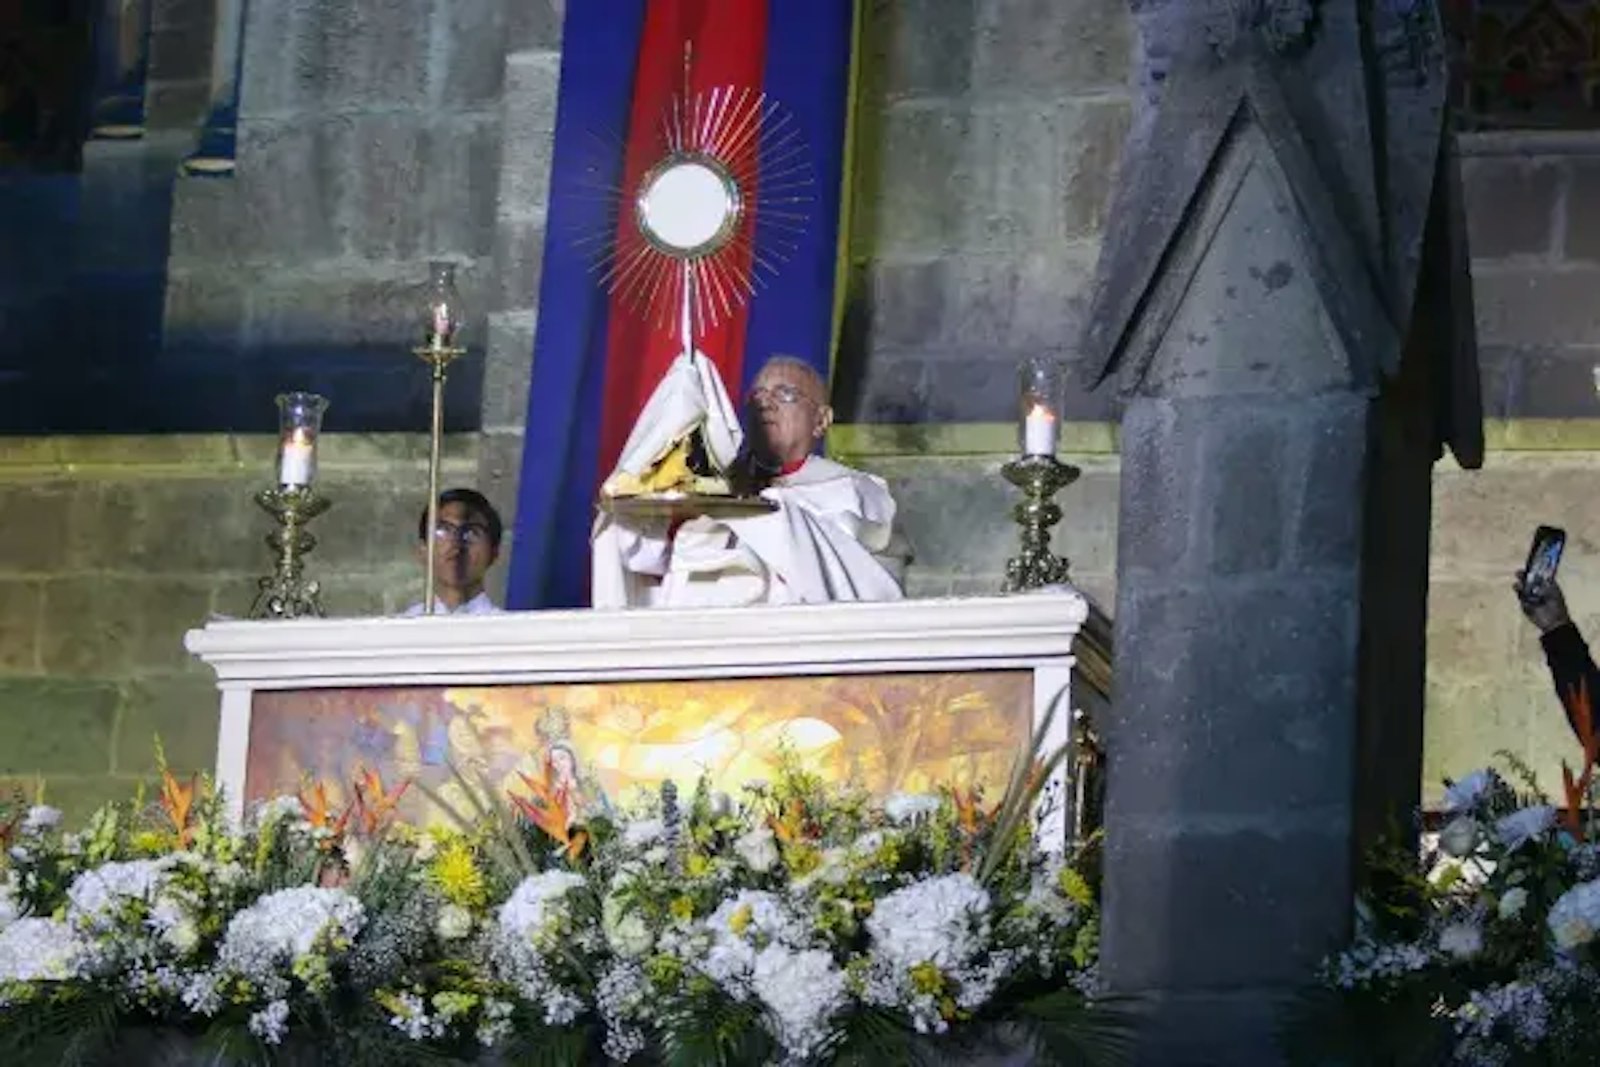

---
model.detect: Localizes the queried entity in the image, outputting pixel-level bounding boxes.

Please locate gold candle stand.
[414,338,465,615]
[250,486,332,619]
[1001,455,1080,592]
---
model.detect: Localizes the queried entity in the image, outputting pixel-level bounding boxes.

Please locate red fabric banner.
[597,0,769,477]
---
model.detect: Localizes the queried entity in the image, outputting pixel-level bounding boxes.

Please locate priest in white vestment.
[591,353,903,608]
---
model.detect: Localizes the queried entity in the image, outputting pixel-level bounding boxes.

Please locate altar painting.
[245,671,1032,824]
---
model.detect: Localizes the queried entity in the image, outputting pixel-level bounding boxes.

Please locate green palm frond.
[818,1006,926,1066]
[1278,984,1450,1067]
[979,692,1073,886]
[0,991,118,1066]
[658,995,776,1067]
[499,1025,592,1067]
[1007,989,1137,1066]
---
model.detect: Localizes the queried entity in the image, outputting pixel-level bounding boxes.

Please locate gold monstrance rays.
[568,81,816,342]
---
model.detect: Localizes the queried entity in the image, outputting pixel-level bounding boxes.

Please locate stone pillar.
[1078,3,1480,1061]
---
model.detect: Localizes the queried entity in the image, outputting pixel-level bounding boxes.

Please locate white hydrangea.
[148,895,202,956]
[218,886,365,990]
[621,818,665,848]
[0,917,85,987]
[66,858,171,930]
[750,944,847,1060]
[20,805,61,836]
[866,873,991,974]
[1324,940,1434,989]
[1495,806,1556,852]
[1443,770,1495,813]
[596,963,649,1062]
[248,999,291,1045]
[884,793,940,825]
[702,891,803,990]
[1548,878,1600,950]
[0,874,19,931]
[493,872,591,1027]
[1453,980,1550,1060]
[498,871,588,949]
[1439,922,1484,960]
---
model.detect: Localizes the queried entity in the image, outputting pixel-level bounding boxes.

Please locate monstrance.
[581,64,816,523]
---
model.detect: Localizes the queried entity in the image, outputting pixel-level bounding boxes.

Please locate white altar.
[184,591,1094,844]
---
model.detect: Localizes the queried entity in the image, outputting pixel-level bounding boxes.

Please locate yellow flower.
[784,843,821,878]
[685,852,710,878]
[669,895,695,923]
[129,830,168,856]
[728,903,753,937]
[430,839,487,910]
[909,961,944,996]
[1058,867,1094,909]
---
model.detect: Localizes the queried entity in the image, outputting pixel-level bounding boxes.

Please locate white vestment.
[591,352,903,608]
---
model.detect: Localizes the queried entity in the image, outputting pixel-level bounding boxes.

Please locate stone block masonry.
[0,434,481,819]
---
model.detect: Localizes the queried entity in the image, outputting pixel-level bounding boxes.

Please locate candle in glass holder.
[1024,402,1058,456]
[279,427,315,487]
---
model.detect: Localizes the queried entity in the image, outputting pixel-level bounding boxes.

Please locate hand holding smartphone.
[1520,525,1567,602]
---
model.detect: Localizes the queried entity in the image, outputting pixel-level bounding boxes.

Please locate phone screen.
[1524,525,1567,596]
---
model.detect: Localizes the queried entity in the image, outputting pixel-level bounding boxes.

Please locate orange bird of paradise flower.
[768,797,816,847]
[1560,678,1599,841]
[299,781,354,844]
[159,768,199,848]
[352,767,410,836]
[509,757,588,861]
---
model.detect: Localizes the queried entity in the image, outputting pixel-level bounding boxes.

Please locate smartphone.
[1522,525,1567,599]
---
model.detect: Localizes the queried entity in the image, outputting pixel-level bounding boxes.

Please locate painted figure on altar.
[591,350,903,608]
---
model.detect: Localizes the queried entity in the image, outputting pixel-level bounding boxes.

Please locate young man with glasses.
[404,488,504,616]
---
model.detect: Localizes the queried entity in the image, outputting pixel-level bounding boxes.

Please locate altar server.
[591,353,903,608]
[405,489,504,616]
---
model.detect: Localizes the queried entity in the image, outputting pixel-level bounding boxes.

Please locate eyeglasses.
[746,383,815,407]
[433,522,491,546]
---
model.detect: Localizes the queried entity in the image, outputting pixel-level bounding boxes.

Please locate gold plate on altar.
[601,491,777,522]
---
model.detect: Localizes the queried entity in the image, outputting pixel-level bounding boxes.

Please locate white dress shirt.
[402,591,501,616]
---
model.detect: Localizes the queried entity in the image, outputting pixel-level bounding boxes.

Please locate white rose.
[734,827,779,873]
[1439,817,1480,858]
[435,904,474,942]
[1499,887,1529,920]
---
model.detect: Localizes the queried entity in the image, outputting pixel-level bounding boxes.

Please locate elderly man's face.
[745,362,831,468]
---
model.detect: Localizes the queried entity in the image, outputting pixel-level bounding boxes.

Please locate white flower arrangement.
[0,729,1116,1064]
[1307,748,1600,1062]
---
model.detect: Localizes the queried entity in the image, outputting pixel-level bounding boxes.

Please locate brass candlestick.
[250,486,331,618]
[414,337,465,614]
[1001,454,1079,592]
[414,260,467,615]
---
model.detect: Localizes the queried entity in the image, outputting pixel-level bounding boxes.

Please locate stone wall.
[834,0,1129,426]
[0,435,478,818]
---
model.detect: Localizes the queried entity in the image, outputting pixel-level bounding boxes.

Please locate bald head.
[745,355,834,468]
